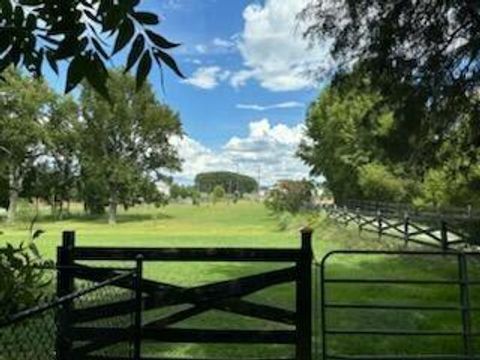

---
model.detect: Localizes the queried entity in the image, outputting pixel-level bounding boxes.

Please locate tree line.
[0,68,182,224]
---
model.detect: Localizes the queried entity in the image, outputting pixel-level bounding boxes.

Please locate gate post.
[441,220,449,251]
[297,227,313,360]
[56,231,75,360]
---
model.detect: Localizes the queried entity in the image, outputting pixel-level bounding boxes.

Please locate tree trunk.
[108,195,117,225]
[7,168,22,224]
[7,188,18,224]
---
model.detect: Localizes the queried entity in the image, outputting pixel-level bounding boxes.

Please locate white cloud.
[195,44,207,54]
[193,37,237,56]
[232,0,333,92]
[236,101,304,111]
[171,119,311,185]
[212,37,235,49]
[182,66,230,90]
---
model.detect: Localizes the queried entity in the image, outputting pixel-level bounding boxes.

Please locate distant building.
[258,186,270,199]
[156,181,171,197]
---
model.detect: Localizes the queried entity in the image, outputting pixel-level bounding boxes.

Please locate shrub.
[0,221,52,319]
[265,180,314,214]
[277,212,292,231]
[358,163,408,202]
[211,185,226,204]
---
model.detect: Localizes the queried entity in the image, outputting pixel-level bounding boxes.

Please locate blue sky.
[49,0,331,185]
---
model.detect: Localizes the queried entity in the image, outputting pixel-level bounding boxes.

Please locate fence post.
[297,227,313,360]
[458,253,473,357]
[133,255,144,360]
[441,220,449,251]
[56,231,75,360]
[356,207,361,234]
[377,210,383,239]
[403,212,409,247]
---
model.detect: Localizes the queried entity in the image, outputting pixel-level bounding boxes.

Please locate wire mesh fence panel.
[0,305,59,360]
[0,269,137,360]
[70,274,137,359]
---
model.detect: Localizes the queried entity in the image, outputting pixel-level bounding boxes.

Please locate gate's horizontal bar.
[326,355,480,360]
[82,357,295,360]
[325,329,461,336]
[324,278,459,285]
[143,328,296,344]
[71,247,301,262]
[325,303,459,311]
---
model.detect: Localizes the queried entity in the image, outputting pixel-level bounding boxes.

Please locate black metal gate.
[55,229,313,360]
[317,250,480,360]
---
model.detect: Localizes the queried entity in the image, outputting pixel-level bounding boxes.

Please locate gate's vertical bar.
[297,227,313,360]
[320,255,327,360]
[403,212,410,247]
[133,255,144,360]
[56,231,75,360]
[441,221,449,251]
[377,210,383,239]
[458,253,473,357]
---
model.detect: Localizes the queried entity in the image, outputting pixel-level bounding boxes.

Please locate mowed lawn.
[2,201,480,358]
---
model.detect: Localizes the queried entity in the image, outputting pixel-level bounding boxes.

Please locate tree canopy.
[299,67,480,208]
[0,0,184,98]
[0,68,53,222]
[194,171,258,194]
[79,69,182,223]
[301,1,480,163]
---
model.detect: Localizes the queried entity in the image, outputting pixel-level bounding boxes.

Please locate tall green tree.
[41,96,80,217]
[301,1,480,164]
[79,70,182,223]
[0,69,52,223]
[298,68,416,202]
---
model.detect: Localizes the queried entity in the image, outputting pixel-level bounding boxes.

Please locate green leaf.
[13,5,24,27]
[125,34,144,72]
[132,11,159,25]
[46,52,58,74]
[92,37,109,60]
[113,18,134,55]
[32,229,45,240]
[154,49,185,78]
[146,30,180,49]
[65,55,86,93]
[136,51,152,90]
[85,54,111,102]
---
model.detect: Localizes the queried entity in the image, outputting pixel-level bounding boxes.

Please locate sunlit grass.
[1,201,477,358]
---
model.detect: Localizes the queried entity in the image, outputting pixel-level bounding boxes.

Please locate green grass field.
[1,201,479,358]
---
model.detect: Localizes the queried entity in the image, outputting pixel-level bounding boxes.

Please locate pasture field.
[1,201,479,358]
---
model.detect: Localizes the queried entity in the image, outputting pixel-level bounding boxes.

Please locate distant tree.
[78,70,182,223]
[41,96,80,217]
[264,180,314,214]
[170,184,201,205]
[211,185,225,204]
[0,69,53,223]
[0,0,184,98]
[195,171,258,194]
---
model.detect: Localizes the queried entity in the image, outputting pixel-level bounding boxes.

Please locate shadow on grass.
[316,252,480,357]
[33,212,174,224]
[140,253,480,359]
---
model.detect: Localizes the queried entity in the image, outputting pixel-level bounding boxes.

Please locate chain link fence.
[0,269,137,360]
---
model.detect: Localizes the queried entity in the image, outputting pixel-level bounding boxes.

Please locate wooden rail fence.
[324,203,479,250]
